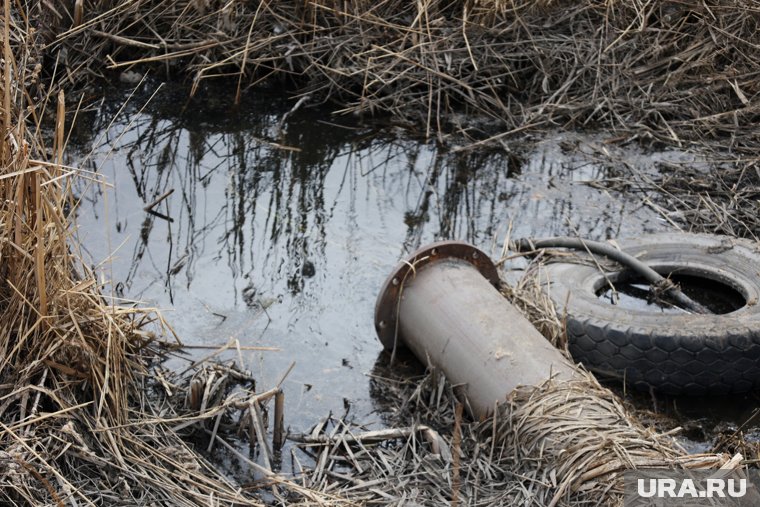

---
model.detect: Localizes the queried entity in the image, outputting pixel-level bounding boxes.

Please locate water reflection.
[70,84,667,428]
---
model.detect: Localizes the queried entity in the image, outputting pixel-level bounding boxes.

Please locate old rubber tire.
[541,233,760,395]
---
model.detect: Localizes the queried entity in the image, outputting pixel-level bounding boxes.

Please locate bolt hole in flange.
[597,272,746,315]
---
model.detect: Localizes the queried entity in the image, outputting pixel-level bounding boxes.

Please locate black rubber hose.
[511,237,711,315]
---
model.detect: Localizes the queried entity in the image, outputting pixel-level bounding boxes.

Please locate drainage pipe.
[374,241,578,419]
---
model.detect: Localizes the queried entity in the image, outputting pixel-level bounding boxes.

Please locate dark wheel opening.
[597,272,746,315]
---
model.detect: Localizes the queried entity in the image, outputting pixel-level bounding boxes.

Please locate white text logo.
[637,478,746,499]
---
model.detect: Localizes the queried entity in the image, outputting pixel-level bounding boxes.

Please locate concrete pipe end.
[374,240,500,350]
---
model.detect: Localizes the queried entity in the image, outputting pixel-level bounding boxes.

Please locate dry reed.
[5,2,758,505]
[571,138,760,240]
[39,0,760,148]
[613,154,760,240]
[290,365,739,506]
[0,5,337,506]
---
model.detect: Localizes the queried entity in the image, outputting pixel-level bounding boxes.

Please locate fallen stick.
[143,188,174,211]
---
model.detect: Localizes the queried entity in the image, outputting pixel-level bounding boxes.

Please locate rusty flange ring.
[374,240,500,350]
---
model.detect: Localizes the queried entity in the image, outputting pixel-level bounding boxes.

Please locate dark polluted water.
[68,83,757,468]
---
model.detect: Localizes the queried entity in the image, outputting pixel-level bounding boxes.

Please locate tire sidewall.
[542,233,760,394]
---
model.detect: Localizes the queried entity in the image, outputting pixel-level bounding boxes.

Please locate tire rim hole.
[597,273,746,315]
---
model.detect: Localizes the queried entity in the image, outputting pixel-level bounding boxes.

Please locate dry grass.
[288,365,738,506]
[39,0,760,147]
[572,139,760,240]
[500,256,568,352]
[614,155,760,240]
[4,1,758,505]
[0,5,336,506]
[0,12,252,507]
